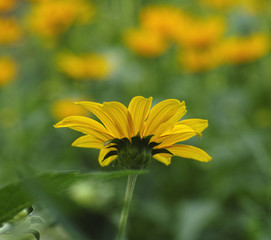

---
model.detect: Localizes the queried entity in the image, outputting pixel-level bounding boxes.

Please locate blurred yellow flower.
[219,34,270,64]
[55,96,212,168]
[51,98,89,120]
[57,53,112,80]
[179,47,220,72]
[0,57,17,87]
[123,29,169,57]
[0,0,16,12]
[140,5,189,40]
[0,17,22,45]
[28,0,95,38]
[175,17,226,49]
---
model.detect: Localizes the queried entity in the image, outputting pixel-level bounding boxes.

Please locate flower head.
[28,0,95,39]
[140,5,189,40]
[123,29,169,57]
[57,53,112,80]
[219,34,270,64]
[175,16,226,49]
[0,57,17,87]
[0,0,16,12]
[54,97,212,168]
[0,17,22,45]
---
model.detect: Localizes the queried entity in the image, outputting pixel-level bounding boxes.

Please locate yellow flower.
[140,5,189,40]
[0,57,17,87]
[51,98,89,120]
[28,0,95,38]
[179,47,221,72]
[54,96,212,168]
[0,0,16,12]
[123,29,169,57]
[0,17,22,45]
[219,34,270,64]
[175,16,226,49]
[57,53,112,80]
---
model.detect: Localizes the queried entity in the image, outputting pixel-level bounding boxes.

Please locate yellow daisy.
[54,96,212,168]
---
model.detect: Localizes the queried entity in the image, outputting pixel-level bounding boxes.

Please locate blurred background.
[1,0,271,239]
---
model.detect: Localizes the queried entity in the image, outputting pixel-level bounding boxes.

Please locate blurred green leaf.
[0,170,147,225]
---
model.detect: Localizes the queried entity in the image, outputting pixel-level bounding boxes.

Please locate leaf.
[0,169,148,226]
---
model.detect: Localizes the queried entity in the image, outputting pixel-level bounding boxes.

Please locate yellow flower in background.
[0,18,22,45]
[51,98,89,120]
[0,0,16,12]
[175,16,226,49]
[123,29,169,57]
[219,34,270,64]
[179,47,221,73]
[0,57,17,87]
[140,5,189,40]
[54,96,211,168]
[57,53,112,80]
[28,0,95,39]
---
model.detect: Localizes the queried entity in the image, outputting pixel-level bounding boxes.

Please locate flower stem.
[116,174,138,240]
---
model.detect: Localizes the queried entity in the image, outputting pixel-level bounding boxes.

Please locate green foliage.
[0,170,147,226]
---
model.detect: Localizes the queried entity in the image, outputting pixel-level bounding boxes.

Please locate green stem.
[116,174,138,240]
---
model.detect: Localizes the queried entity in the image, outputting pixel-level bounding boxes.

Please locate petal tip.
[54,123,60,128]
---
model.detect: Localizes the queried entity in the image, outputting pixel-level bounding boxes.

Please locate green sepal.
[102,150,118,162]
[152,148,173,156]
[148,141,161,149]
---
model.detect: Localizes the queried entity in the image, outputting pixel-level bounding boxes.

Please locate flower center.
[103,135,172,169]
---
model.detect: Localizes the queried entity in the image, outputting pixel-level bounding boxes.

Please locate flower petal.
[72,135,104,149]
[166,144,212,162]
[144,99,186,137]
[176,119,208,133]
[153,153,172,166]
[75,101,122,138]
[54,116,113,141]
[151,106,187,141]
[98,148,118,167]
[155,125,199,147]
[128,96,153,136]
[102,101,133,138]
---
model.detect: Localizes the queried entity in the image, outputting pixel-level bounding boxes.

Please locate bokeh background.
[1,0,271,239]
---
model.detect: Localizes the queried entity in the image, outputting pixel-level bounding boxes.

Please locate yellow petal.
[144,99,186,137]
[75,101,122,138]
[151,106,187,141]
[166,144,212,162]
[72,135,104,149]
[128,96,153,136]
[176,119,208,133]
[153,153,172,166]
[102,101,133,138]
[54,116,113,141]
[98,148,118,167]
[155,125,198,147]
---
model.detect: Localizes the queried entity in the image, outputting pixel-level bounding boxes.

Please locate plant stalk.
[116,174,138,240]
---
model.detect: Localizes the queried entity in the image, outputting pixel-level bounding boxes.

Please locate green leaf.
[0,170,148,226]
